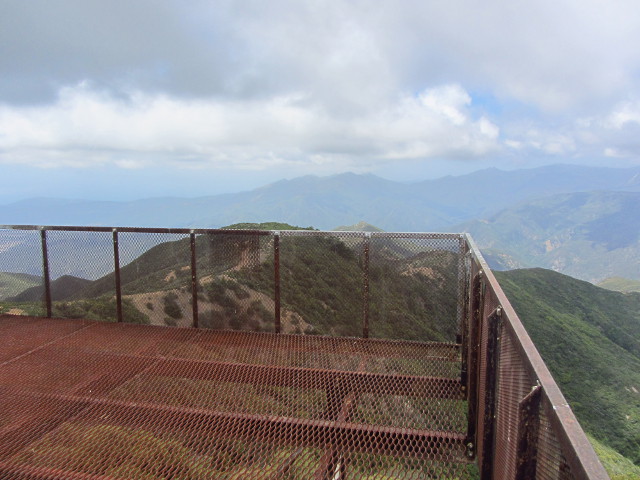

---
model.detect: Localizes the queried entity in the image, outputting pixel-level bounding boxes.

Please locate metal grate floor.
[0,315,476,479]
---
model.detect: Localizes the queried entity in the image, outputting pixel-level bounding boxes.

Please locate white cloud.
[0,82,500,170]
[505,128,577,156]
[1,0,640,177]
[5,1,640,114]
[387,0,640,113]
[605,101,640,129]
[604,147,626,158]
[419,85,470,126]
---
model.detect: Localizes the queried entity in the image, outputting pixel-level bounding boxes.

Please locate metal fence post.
[274,232,281,333]
[362,233,371,338]
[457,235,469,344]
[40,228,52,318]
[516,385,542,480]
[465,269,484,460]
[480,306,502,480]
[112,229,123,323]
[459,240,471,389]
[190,232,199,328]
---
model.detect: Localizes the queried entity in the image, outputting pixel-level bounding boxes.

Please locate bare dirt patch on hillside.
[125,289,195,327]
[125,273,311,334]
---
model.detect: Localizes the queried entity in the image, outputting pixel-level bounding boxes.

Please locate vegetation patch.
[162,292,183,320]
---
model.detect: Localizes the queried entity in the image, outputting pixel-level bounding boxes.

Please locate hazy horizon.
[1,162,638,205]
[2,1,640,202]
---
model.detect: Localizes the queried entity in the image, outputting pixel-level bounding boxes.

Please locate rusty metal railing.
[0,225,465,340]
[0,225,610,479]
[465,235,609,480]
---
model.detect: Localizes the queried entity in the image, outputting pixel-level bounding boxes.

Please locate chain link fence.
[0,226,465,342]
[0,225,609,479]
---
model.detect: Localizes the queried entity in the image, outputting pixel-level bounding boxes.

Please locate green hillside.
[495,268,640,468]
[598,277,640,293]
[589,434,640,480]
[0,272,41,300]
[233,234,459,340]
[76,224,306,299]
[9,275,93,302]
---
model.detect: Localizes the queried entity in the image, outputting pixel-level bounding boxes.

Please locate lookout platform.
[0,314,473,479]
[0,226,610,479]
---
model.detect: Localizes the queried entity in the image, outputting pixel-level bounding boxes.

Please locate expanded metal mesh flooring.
[0,315,475,479]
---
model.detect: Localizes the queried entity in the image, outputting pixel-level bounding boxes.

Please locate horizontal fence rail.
[0,225,610,479]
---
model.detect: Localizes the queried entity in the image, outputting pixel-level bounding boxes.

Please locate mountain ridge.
[3,164,639,231]
[459,190,640,282]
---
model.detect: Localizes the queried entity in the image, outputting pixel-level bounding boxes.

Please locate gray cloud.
[4,0,640,109]
[1,0,639,173]
[0,1,246,103]
[0,83,500,170]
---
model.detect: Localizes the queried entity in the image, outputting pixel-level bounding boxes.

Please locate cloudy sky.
[1,0,640,201]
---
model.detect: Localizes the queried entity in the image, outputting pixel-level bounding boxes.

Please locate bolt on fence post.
[480,305,502,480]
[362,233,371,338]
[516,385,542,480]
[190,232,199,328]
[274,232,281,333]
[112,229,123,323]
[40,228,52,318]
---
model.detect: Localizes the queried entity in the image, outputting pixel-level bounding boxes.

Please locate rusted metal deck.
[0,315,474,479]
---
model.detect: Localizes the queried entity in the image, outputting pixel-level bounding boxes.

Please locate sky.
[2,0,640,202]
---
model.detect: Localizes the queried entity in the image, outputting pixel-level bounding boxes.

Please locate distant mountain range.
[2,164,639,231]
[459,190,640,282]
[2,163,639,282]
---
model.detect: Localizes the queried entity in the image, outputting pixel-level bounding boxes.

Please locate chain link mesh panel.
[494,323,536,479]
[279,231,366,338]
[45,230,116,322]
[491,318,579,480]
[116,232,190,326]
[473,254,605,480]
[0,228,45,316]
[45,230,115,281]
[537,398,578,480]
[368,233,463,343]
[474,264,495,468]
[197,232,275,333]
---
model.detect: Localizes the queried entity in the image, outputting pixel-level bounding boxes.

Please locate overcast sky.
[1,0,640,201]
